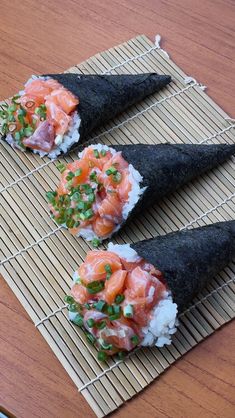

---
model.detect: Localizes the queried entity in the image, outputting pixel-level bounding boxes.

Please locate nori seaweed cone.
[46,73,171,141]
[112,143,235,220]
[132,221,235,311]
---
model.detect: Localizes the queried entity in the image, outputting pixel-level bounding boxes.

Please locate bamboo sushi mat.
[1,34,235,417]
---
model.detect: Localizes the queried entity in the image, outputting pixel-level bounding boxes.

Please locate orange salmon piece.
[104,270,127,304]
[79,250,122,285]
[93,216,115,238]
[71,283,89,304]
[50,88,78,114]
[98,193,122,221]
[117,169,132,202]
[44,78,62,91]
[25,79,51,99]
[46,99,71,135]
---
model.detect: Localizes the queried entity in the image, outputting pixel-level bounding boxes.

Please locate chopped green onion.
[105,263,112,280]
[75,168,82,177]
[84,303,91,310]
[89,171,98,182]
[72,314,84,327]
[112,171,122,183]
[96,320,106,330]
[66,171,75,181]
[97,351,107,362]
[107,305,114,316]
[64,295,74,304]
[65,180,73,189]
[81,184,93,195]
[12,94,20,103]
[66,208,74,217]
[115,294,125,304]
[87,318,95,328]
[86,332,96,345]
[88,193,95,203]
[56,163,66,173]
[117,351,126,360]
[76,201,90,211]
[131,335,139,345]
[66,218,75,229]
[84,208,94,219]
[45,191,57,203]
[100,341,113,350]
[106,166,117,176]
[74,221,80,228]
[24,126,34,137]
[93,149,99,158]
[94,300,106,312]
[69,302,80,312]
[109,312,121,321]
[71,192,81,201]
[56,216,66,225]
[86,280,104,294]
[100,149,107,157]
[123,304,134,318]
[92,238,101,248]
[113,305,121,315]
[8,113,16,123]
[8,104,17,113]
[79,213,86,221]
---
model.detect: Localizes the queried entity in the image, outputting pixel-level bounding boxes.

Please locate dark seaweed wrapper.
[45,73,171,142]
[131,221,235,311]
[113,143,235,221]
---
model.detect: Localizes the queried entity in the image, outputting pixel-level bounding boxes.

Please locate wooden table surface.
[0,1,235,417]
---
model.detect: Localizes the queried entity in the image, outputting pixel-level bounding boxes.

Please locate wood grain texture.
[0,0,235,417]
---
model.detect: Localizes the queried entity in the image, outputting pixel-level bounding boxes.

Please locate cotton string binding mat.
[0,35,235,417]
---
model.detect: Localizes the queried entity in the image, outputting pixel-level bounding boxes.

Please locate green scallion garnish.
[96,320,106,330]
[87,318,95,328]
[66,171,75,181]
[109,312,121,321]
[68,302,80,312]
[131,335,139,345]
[117,351,126,360]
[84,208,94,219]
[64,295,74,304]
[100,149,107,157]
[115,294,125,304]
[92,238,101,248]
[72,314,84,327]
[86,332,96,345]
[56,163,66,173]
[112,171,122,183]
[105,263,112,280]
[97,351,107,362]
[75,168,82,177]
[106,166,118,176]
[94,300,106,312]
[86,280,105,294]
[45,191,57,203]
[93,149,99,158]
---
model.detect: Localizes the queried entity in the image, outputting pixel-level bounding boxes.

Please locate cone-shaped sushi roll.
[0,73,171,158]
[46,143,235,243]
[65,221,235,361]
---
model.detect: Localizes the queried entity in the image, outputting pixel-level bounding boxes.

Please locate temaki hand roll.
[46,143,235,243]
[0,73,171,158]
[65,221,235,361]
